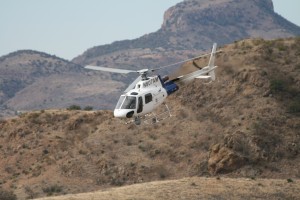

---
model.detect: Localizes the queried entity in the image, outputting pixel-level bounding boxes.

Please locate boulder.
[208,144,246,175]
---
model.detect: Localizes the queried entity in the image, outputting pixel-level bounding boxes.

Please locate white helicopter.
[85,43,218,125]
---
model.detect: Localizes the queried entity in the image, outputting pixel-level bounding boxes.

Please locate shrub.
[289,100,300,114]
[253,38,264,46]
[0,189,17,200]
[83,106,93,111]
[287,178,293,183]
[42,185,63,196]
[67,105,81,110]
[277,43,287,51]
[156,165,169,179]
[270,79,285,93]
[29,112,40,119]
[191,182,197,186]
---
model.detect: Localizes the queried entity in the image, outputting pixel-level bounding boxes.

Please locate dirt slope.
[35,177,300,200]
[0,50,124,117]
[2,0,300,117]
[0,38,299,199]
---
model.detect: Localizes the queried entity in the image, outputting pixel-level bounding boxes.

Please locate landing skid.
[125,103,173,126]
[143,103,172,125]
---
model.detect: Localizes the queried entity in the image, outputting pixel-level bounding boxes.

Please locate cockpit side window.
[121,96,136,109]
[137,96,143,113]
[145,93,152,104]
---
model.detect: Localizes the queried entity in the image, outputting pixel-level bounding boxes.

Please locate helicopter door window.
[145,93,152,104]
[137,96,143,113]
[121,96,136,109]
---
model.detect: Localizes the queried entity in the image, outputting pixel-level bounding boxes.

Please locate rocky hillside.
[2,0,300,117]
[162,0,300,48]
[0,50,124,117]
[73,0,300,69]
[0,50,78,104]
[0,38,299,199]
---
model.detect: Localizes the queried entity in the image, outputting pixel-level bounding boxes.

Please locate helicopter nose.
[114,109,126,118]
[114,109,135,118]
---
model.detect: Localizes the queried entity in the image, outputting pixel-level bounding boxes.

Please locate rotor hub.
[138,69,149,80]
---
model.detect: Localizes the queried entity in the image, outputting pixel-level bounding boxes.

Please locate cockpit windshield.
[115,96,125,109]
[115,95,136,110]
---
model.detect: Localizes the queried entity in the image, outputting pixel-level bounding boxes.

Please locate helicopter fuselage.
[84,43,218,123]
[114,75,178,118]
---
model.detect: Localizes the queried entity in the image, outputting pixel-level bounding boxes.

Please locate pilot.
[129,102,135,109]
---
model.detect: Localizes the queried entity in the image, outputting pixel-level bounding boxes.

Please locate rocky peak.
[74,0,300,69]
[253,0,274,11]
[160,0,298,49]
[162,0,274,30]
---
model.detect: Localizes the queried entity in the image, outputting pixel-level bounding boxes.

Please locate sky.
[0,0,300,60]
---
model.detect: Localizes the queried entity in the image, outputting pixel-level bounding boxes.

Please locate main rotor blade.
[124,76,142,93]
[151,50,222,72]
[85,65,137,74]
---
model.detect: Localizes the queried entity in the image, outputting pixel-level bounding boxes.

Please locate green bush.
[67,105,81,110]
[287,178,293,183]
[270,79,285,93]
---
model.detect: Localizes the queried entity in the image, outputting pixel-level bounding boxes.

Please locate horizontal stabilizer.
[195,75,211,79]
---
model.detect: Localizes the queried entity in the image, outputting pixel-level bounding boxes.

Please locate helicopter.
[85,43,218,125]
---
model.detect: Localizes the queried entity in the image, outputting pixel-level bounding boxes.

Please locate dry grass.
[0,38,299,199]
[35,177,300,200]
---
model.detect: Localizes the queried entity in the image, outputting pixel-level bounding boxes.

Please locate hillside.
[69,0,300,112]
[0,50,123,117]
[0,38,299,199]
[36,177,300,200]
[73,0,300,69]
[2,0,300,116]
[0,50,78,104]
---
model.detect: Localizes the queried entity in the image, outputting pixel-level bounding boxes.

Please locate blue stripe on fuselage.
[158,75,179,95]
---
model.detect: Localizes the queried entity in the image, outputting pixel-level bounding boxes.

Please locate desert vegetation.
[0,38,299,199]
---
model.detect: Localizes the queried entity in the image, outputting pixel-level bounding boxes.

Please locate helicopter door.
[154,90,164,105]
[137,96,143,113]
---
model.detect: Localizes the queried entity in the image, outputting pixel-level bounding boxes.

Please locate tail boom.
[172,43,218,84]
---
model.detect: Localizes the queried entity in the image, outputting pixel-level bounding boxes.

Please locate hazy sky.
[1,0,300,60]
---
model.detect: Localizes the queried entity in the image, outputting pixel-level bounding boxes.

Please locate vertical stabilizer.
[208,43,217,80]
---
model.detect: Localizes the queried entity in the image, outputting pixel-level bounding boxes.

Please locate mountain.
[0,50,124,117]
[161,0,300,47]
[0,38,299,199]
[1,0,300,116]
[69,0,300,112]
[72,0,300,68]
